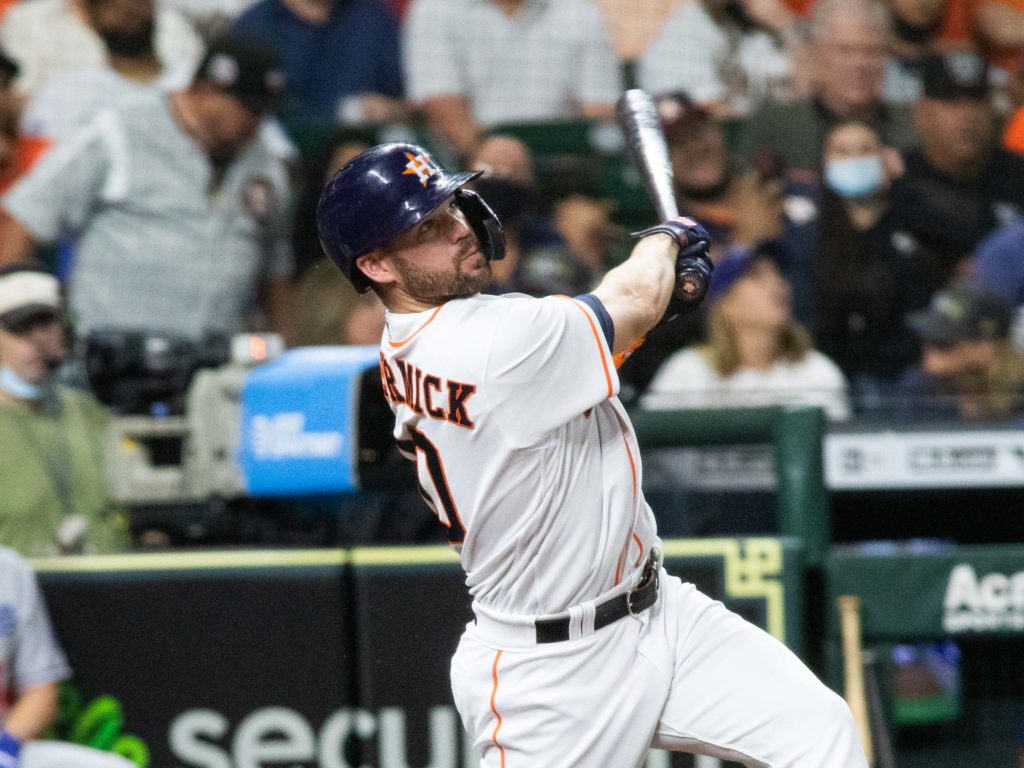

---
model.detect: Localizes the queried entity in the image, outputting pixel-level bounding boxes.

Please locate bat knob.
[674,263,710,303]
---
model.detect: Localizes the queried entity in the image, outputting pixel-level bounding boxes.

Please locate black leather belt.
[534,549,661,644]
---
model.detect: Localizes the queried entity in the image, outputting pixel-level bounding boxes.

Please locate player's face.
[384,197,491,302]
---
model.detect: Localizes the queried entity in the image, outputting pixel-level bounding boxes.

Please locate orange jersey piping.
[490,650,507,767]
[387,305,444,348]
[614,429,639,585]
[556,296,613,399]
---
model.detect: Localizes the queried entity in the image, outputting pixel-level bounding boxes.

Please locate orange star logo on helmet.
[403,151,440,187]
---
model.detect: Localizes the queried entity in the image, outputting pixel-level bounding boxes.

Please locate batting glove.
[633,217,714,321]
[0,730,21,768]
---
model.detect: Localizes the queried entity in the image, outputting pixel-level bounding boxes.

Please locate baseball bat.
[615,88,707,303]
[838,595,874,765]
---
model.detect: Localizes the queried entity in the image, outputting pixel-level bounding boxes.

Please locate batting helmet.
[316,143,505,292]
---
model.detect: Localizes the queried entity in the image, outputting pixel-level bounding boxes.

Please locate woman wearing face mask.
[811,120,927,408]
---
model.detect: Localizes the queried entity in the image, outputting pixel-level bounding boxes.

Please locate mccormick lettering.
[379,353,477,429]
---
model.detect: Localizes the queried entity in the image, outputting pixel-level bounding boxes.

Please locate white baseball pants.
[452,572,868,768]
[21,741,137,768]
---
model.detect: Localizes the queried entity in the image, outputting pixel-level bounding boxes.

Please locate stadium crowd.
[0,0,1023,555]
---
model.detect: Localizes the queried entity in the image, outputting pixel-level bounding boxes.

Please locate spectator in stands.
[641,247,850,420]
[20,0,194,147]
[804,120,925,400]
[889,51,1024,295]
[402,0,621,157]
[900,284,1024,421]
[0,546,136,767]
[0,35,296,343]
[231,0,405,126]
[658,92,787,264]
[0,265,128,556]
[971,218,1024,307]
[468,134,605,296]
[0,0,201,100]
[614,0,802,117]
[884,0,956,102]
[742,0,917,178]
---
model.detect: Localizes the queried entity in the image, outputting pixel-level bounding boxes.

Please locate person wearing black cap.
[0,33,297,343]
[0,264,128,556]
[889,51,1024,294]
[899,283,1024,422]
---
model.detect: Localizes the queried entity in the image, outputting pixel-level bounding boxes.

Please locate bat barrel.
[616,89,679,220]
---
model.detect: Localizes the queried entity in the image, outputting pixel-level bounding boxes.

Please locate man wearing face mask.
[890,51,1024,295]
[20,0,198,147]
[883,0,952,103]
[0,264,128,556]
[469,135,607,297]
[0,0,200,101]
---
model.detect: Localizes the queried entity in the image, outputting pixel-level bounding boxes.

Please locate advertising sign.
[35,540,801,768]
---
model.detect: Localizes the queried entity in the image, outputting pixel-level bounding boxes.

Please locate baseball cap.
[920,52,990,101]
[0,268,61,331]
[907,286,1011,346]
[655,91,715,141]
[194,34,286,115]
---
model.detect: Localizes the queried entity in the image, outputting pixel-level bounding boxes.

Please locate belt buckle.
[627,547,662,617]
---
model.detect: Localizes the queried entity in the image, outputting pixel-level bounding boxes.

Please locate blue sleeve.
[575,293,614,351]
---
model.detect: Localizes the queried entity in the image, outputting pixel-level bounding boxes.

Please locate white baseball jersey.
[380,293,868,768]
[379,292,658,615]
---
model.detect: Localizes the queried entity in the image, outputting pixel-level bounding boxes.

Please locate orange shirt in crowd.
[1004,106,1024,153]
[0,135,51,196]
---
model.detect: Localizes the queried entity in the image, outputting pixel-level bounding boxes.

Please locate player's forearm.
[591,233,676,354]
[4,683,59,741]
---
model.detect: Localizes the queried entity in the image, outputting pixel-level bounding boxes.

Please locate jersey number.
[409,427,466,546]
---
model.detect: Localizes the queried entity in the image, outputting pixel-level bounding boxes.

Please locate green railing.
[628,405,829,568]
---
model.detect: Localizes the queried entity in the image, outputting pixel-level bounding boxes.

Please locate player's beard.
[391,246,491,303]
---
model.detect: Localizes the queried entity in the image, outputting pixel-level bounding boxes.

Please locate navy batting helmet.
[316,143,505,292]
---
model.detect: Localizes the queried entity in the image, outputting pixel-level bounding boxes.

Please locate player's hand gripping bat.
[616,89,713,310]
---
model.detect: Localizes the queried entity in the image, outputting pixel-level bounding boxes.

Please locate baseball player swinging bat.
[616,88,710,305]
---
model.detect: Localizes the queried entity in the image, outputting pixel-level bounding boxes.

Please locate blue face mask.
[824,156,885,199]
[0,365,44,400]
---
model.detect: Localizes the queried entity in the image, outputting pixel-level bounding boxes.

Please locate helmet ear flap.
[454,189,505,262]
